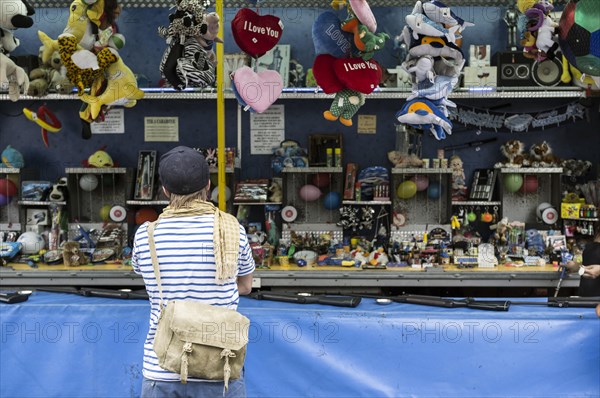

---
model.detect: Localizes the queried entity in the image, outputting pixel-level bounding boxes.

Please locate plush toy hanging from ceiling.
[310,0,388,126]
[158,0,218,90]
[395,0,472,140]
[229,6,285,113]
[516,0,559,61]
[0,0,35,101]
[36,0,142,138]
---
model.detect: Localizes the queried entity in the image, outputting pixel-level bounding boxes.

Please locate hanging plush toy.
[80,55,144,120]
[324,89,366,126]
[0,52,28,101]
[158,0,216,90]
[396,0,472,139]
[0,0,35,100]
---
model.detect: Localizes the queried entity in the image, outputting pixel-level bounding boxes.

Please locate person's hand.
[596,303,600,318]
[565,261,580,273]
[581,264,600,279]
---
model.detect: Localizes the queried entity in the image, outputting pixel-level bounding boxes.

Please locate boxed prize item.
[561,202,581,219]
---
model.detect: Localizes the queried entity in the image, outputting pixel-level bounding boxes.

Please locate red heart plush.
[333,57,381,94]
[312,54,344,94]
[232,8,283,58]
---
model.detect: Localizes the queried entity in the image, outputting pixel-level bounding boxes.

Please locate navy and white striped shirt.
[131,215,255,382]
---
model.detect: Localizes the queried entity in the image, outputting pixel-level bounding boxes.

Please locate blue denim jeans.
[141,373,246,398]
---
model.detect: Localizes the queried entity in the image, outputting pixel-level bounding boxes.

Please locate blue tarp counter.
[1,292,599,398]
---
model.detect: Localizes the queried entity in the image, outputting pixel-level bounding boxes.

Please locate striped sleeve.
[130,222,149,275]
[238,225,255,276]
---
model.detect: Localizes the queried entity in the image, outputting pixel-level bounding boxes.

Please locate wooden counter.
[0,261,579,289]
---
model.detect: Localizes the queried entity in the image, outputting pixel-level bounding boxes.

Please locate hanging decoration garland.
[449,101,587,133]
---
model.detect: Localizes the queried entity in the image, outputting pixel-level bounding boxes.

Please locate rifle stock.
[250,292,362,308]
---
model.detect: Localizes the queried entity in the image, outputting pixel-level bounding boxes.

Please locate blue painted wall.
[2,6,598,186]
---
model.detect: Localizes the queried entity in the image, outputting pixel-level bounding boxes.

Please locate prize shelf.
[343,200,392,205]
[562,217,599,222]
[18,200,67,206]
[0,87,585,102]
[27,0,573,7]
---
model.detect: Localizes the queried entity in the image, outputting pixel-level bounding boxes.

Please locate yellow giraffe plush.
[39,0,105,64]
[80,56,144,120]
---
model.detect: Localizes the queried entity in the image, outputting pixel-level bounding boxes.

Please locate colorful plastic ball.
[411,175,430,192]
[427,181,442,199]
[79,174,99,192]
[0,178,17,197]
[299,184,322,201]
[17,231,45,254]
[396,180,417,199]
[503,173,523,193]
[0,193,11,206]
[135,207,159,225]
[519,175,539,193]
[210,186,232,203]
[99,204,112,222]
[311,173,331,188]
[323,191,342,210]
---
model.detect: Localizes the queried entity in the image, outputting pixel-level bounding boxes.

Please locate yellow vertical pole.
[216,0,226,211]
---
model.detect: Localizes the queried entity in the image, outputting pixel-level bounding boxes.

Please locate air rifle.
[36,287,148,300]
[510,296,600,308]
[364,294,600,311]
[371,294,511,311]
[249,291,362,308]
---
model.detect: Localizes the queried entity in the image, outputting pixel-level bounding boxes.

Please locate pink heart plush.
[333,57,381,94]
[233,66,283,113]
[349,0,377,33]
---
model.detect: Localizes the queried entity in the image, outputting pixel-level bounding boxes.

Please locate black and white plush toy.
[158,0,216,90]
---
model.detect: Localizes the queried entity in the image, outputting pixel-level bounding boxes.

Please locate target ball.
[17,232,45,254]
[427,181,442,199]
[397,180,417,199]
[311,173,331,188]
[411,175,430,192]
[519,175,539,193]
[0,193,12,206]
[210,186,232,203]
[323,191,341,210]
[79,174,99,192]
[299,184,322,202]
[0,178,17,197]
[135,207,159,225]
[99,204,112,222]
[503,173,523,193]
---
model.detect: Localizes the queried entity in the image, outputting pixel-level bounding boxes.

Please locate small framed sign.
[134,150,157,200]
[469,169,498,201]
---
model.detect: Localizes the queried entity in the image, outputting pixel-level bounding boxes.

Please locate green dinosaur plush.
[357,25,389,61]
[323,88,365,127]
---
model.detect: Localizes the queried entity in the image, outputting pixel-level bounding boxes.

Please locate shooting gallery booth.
[1,0,600,397]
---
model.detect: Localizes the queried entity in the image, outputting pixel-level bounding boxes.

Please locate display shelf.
[233,202,282,206]
[27,0,570,7]
[65,167,128,174]
[0,168,20,174]
[282,167,343,173]
[126,200,169,206]
[18,200,67,206]
[452,201,502,206]
[498,167,563,173]
[392,168,452,174]
[343,200,392,205]
[562,217,599,222]
[209,167,235,174]
[1,86,585,102]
